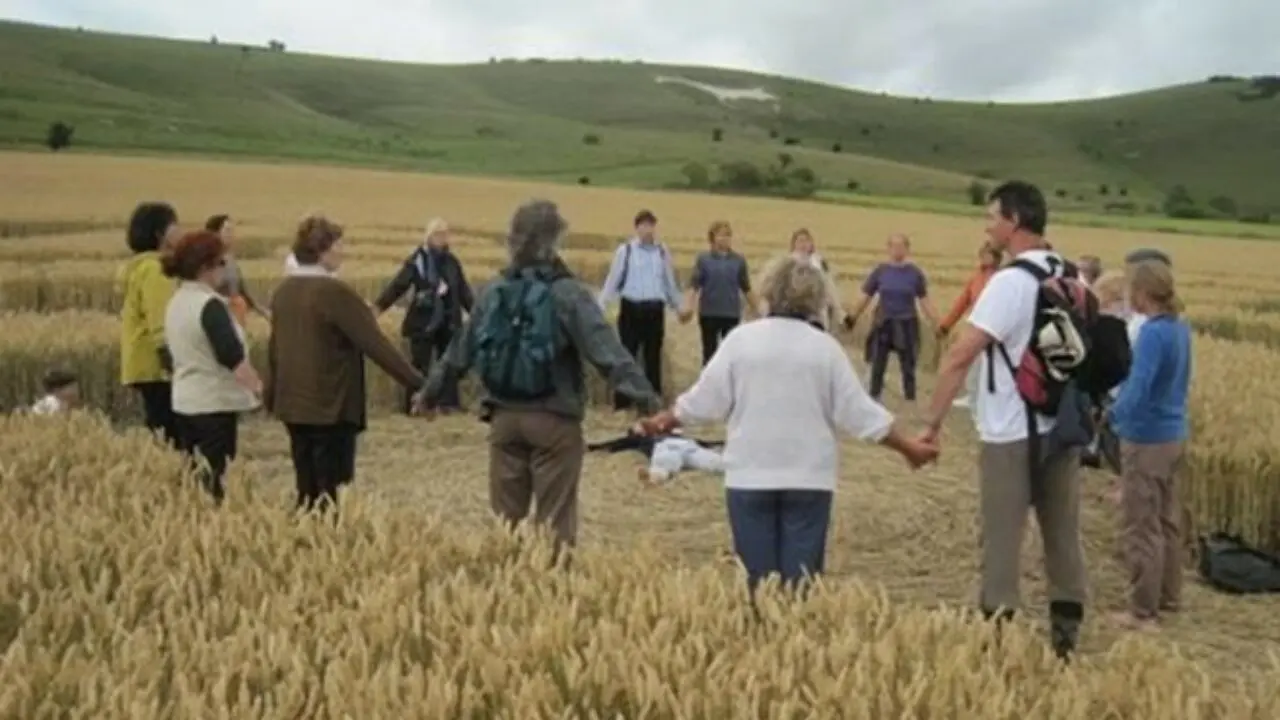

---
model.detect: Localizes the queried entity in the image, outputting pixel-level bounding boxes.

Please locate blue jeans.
[725,489,834,592]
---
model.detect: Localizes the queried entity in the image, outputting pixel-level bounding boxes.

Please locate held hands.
[633,409,679,437]
[410,389,435,420]
[677,308,694,324]
[901,435,941,469]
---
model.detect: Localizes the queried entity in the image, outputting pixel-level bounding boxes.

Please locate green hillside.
[2,20,1277,218]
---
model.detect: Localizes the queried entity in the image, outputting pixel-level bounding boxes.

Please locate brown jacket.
[265,274,423,429]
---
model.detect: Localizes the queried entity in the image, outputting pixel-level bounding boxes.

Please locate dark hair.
[293,214,344,265]
[126,202,178,254]
[1125,248,1172,267]
[205,214,231,233]
[987,181,1047,236]
[634,209,657,227]
[508,199,567,266]
[160,230,227,281]
[42,369,78,393]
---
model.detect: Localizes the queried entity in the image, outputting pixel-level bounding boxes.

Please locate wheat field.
[3,151,1280,718]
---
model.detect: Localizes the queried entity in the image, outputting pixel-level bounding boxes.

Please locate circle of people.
[22,180,1185,660]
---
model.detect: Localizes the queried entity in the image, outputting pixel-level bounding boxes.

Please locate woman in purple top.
[849,234,939,402]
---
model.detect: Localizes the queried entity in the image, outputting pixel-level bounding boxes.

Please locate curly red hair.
[160,230,226,281]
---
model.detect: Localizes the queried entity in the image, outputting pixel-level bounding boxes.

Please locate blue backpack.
[471,267,562,401]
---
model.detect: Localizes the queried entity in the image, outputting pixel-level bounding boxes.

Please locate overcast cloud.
[2,0,1276,102]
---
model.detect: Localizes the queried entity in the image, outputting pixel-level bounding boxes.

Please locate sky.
[2,0,1276,102]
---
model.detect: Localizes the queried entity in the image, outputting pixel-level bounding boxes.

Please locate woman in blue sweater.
[1107,260,1191,632]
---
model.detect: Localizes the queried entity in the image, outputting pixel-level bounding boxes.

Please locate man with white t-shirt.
[918,180,1087,660]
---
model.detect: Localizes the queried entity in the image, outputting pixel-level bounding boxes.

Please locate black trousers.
[175,411,239,503]
[698,316,739,366]
[615,299,666,409]
[285,423,359,513]
[405,329,457,413]
[133,381,179,448]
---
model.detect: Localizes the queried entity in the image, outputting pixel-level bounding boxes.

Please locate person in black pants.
[597,210,689,408]
[687,220,755,366]
[372,218,473,414]
[161,229,264,504]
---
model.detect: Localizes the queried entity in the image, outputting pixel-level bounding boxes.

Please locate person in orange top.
[938,242,1001,409]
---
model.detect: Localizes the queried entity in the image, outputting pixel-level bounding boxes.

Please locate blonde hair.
[424,217,448,242]
[758,255,828,318]
[1092,270,1127,308]
[1128,260,1182,316]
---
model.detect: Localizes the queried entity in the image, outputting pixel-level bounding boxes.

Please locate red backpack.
[986,258,1098,415]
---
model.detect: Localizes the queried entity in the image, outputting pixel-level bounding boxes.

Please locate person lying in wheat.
[587,427,725,485]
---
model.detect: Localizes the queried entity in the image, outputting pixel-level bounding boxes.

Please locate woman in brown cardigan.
[265,214,426,513]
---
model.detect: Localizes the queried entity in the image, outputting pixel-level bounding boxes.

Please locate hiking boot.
[979,606,1016,653]
[1049,600,1084,661]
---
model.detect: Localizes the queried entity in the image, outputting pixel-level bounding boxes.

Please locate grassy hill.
[2,20,1277,220]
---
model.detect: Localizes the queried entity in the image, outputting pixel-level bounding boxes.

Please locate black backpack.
[1198,533,1280,594]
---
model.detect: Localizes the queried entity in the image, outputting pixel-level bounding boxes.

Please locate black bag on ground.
[1197,533,1280,594]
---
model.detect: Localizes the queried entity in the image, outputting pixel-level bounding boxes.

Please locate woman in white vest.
[162,229,263,504]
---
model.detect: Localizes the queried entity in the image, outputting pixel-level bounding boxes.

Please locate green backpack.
[471,267,562,401]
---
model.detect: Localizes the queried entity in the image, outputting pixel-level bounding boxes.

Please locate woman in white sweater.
[638,254,938,593]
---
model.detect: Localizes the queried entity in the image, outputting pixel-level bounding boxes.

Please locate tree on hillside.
[831,142,842,153]
[966,181,988,206]
[777,152,793,169]
[46,122,74,152]
[582,133,601,146]
[681,162,710,189]
[711,128,723,142]
[268,40,286,52]
[1162,185,1204,219]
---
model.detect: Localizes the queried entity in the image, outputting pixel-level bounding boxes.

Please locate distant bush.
[711,128,723,142]
[860,127,871,137]
[1098,184,1110,196]
[1207,195,1239,218]
[1103,202,1139,214]
[782,137,801,146]
[846,180,860,191]
[777,152,793,169]
[831,142,842,153]
[1208,74,1242,83]
[1118,186,1129,197]
[716,161,766,191]
[210,35,218,45]
[1240,211,1274,225]
[577,176,590,186]
[932,143,942,153]
[681,162,710,189]
[768,129,779,139]
[1162,185,1207,219]
[474,126,499,138]
[966,181,988,206]
[1237,75,1280,102]
[45,121,73,152]
[582,133,601,146]
[267,39,286,52]
[1055,189,1068,198]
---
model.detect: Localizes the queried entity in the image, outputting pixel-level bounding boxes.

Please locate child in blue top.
[1107,260,1191,632]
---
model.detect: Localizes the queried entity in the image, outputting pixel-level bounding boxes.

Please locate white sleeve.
[828,344,894,442]
[966,270,1020,343]
[674,337,735,424]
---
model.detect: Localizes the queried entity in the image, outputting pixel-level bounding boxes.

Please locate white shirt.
[672,316,893,491]
[284,253,300,274]
[967,249,1065,444]
[30,394,64,415]
[1126,313,1149,345]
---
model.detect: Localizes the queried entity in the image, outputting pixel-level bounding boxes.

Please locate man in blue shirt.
[598,210,690,409]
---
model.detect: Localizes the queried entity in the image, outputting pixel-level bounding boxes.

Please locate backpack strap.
[615,242,632,292]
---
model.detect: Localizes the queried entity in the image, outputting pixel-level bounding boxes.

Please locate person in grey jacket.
[421,199,660,553]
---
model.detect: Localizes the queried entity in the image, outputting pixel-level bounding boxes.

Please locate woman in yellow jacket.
[119,202,180,446]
